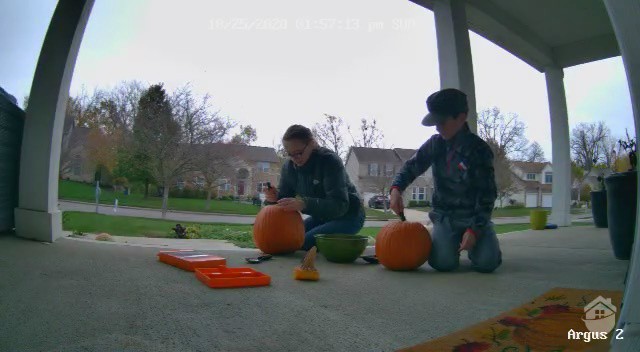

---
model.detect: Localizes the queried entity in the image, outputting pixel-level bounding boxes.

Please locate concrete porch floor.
[0,226,629,352]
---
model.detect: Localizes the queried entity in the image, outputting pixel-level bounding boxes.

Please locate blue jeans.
[302,208,366,251]
[428,212,502,273]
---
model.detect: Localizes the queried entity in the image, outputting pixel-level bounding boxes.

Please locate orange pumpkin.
[253,205,305,254]
[375,221,431,271]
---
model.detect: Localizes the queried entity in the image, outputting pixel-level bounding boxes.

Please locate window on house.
[595,309,606,319]
[545,172,553,183]
[412,187,426,201]
[193,176,205,189]
[368,163,379,176]
[384,164,394,177]
[218,179,230,191]
[72,155,82,176]
[256,162,270,173]
[176,179,185,190]
[256,182,269,193]
[527,173,536,180]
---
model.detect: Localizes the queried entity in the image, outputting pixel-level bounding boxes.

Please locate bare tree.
[372,174,394,212]
[171,83,236,145]
[348,118,385,148]
[193,145,233,209]
[524,141,545,162]
[230,125,257,145]
[134,83,194,218]
[571,162,587,202]
[486,140,518,207]
[571,122,610,175]
[109,80,146,132]
[477,107,529,159]
[599,133,620,171]
[312,114,347,160]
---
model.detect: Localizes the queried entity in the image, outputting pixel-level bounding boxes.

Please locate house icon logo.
[582,296,617,333]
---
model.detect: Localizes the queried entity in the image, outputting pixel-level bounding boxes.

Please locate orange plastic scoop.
[195,267,271,288]
[158,250,226,271]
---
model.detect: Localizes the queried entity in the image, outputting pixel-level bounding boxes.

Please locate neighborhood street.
[58,200,592,227]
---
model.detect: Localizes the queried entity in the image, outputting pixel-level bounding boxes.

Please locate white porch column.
[14,0,94,242]
[433,0,477,132]
[604,1,640,349]
[544,67,571,227]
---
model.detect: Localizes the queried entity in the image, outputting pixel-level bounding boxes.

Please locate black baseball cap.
[421,88,469,126]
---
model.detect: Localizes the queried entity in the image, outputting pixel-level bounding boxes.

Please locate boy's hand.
[458,230,477,252]
[390,188,404,215]
[264,186,278,203]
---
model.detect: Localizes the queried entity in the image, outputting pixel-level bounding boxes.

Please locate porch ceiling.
[409,0,619,72]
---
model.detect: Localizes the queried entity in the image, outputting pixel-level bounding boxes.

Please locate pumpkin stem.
[300,246,317,271]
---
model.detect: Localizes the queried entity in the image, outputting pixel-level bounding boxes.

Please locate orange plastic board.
[195,267,271,288]
[158,250,226,271]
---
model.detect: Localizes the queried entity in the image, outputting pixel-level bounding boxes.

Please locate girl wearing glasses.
[264,124,365,251]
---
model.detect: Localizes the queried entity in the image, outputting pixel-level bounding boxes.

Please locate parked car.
[368,195,390,209]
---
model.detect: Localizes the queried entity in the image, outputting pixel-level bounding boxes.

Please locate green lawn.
[63,211,594,249]
[364,208,399,220]
[59,180,394,220]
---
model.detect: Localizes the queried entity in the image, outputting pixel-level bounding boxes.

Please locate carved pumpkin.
[375,221,431,271]
[253,205,304,254]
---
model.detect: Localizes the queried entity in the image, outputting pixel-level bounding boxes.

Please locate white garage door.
[542,194,552,208]
[525,193,538,208]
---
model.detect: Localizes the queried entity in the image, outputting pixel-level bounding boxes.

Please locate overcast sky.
[1,0,635,160]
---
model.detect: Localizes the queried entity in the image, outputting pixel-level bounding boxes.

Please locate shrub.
[504,203,525,209]
[71,229,85,237]
[185,226,201,239]
[408,200,429,208]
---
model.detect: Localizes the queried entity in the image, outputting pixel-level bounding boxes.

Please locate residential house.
[59,120,95,183]
[345,147,433,207]
[508,161,554,208]
[176,143,281,200]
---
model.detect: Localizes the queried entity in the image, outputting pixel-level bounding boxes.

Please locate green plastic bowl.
[314,234,368,263]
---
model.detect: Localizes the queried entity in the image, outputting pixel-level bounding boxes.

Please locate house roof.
[512,161,550,174]
[393,148,417,161]
[207,143,279,163]
[348,147,403,164]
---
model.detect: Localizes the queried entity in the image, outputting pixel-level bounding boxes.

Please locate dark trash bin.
[605,171,637,260]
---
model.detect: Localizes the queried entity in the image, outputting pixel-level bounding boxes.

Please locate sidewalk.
[58,201,393,228]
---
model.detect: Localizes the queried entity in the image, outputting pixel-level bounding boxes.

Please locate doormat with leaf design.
[398,287,623,352]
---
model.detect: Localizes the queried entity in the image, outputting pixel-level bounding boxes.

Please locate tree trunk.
[499,197,503,208]
[206,189,212,210]
[161,184,169,218]
[577,185,582,203]
[144,178,149,199]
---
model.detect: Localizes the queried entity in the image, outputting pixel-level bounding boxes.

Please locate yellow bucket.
[530,209,548,230]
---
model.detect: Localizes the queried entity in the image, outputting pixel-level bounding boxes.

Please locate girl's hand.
[277,197,305,212]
